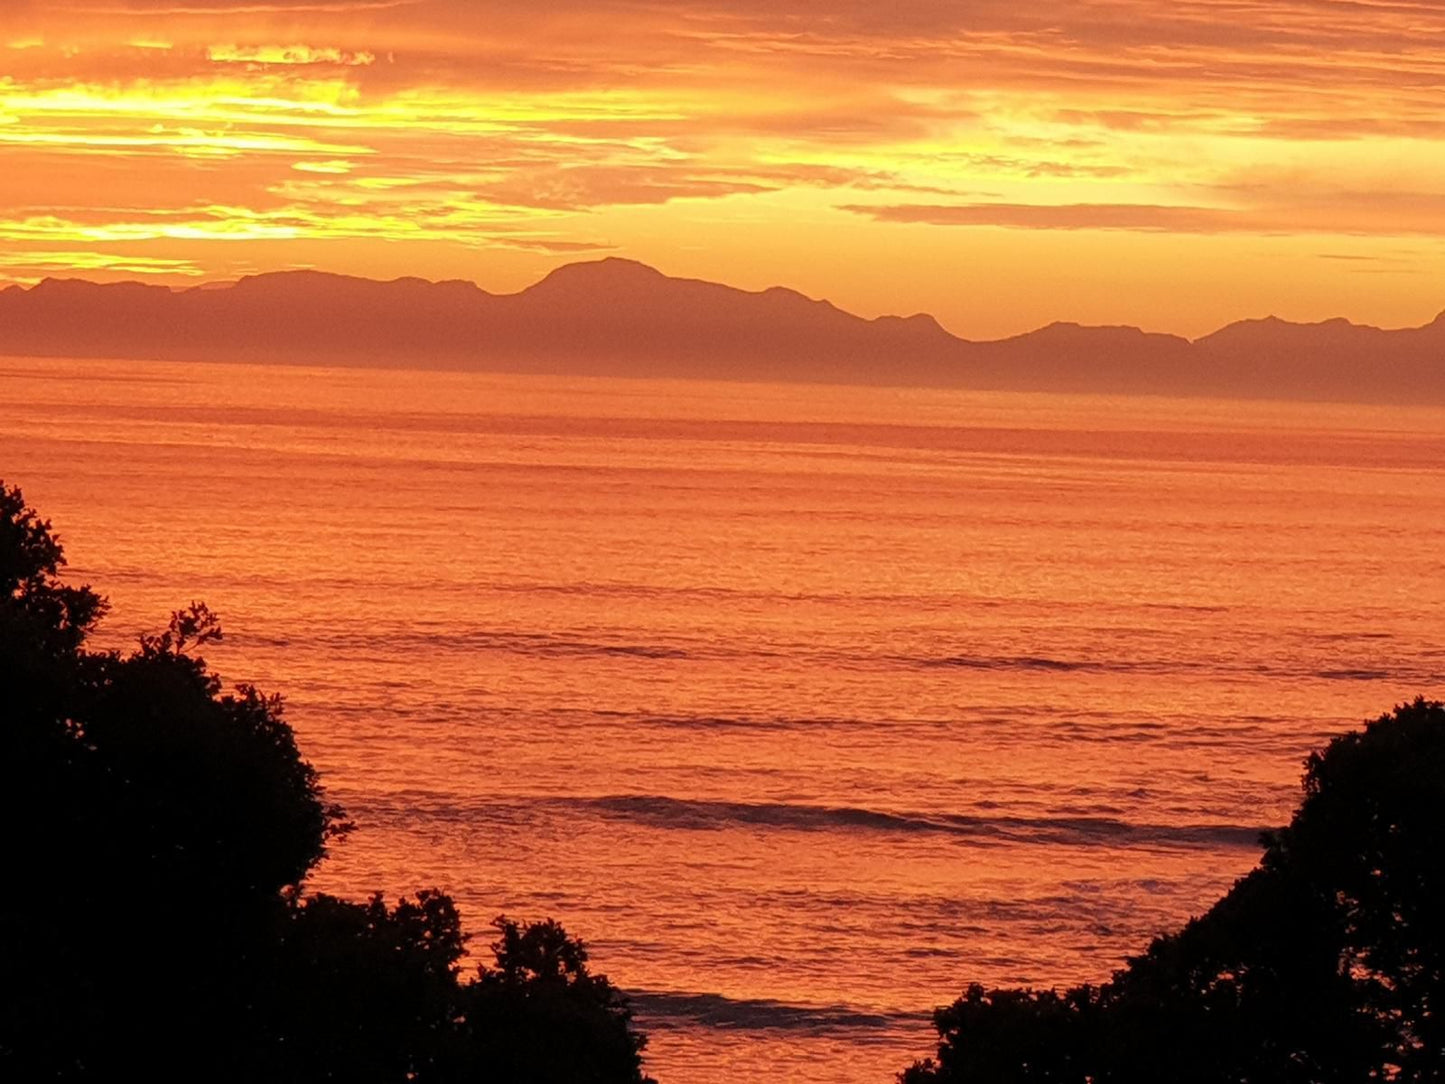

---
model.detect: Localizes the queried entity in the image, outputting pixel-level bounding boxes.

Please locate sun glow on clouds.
[3,1,1445,335]
[207,43,374,65]
[0,249,202,279]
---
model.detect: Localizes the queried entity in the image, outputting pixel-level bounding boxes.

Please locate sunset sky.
[4,0,1445,337]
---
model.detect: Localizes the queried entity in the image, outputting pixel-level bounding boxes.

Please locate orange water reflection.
[5,356,1444,1084]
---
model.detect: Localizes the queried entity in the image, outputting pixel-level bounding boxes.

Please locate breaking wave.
[577,795,1267,850]
[629,990,920,1035]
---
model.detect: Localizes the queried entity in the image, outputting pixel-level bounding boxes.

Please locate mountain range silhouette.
[3,257,1442,402]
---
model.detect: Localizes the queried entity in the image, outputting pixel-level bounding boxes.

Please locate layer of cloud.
[841,202,1245,232]
[2,0,1443,296]
[842,184,1445,237]
[0,248,203,278]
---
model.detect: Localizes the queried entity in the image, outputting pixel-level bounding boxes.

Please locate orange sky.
[4,0,1445,338]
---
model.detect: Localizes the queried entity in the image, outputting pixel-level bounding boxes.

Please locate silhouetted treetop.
[458,917,652,1084]
[0,482,104,658]
[1,480,652,1083]
[903,698,1445,1084]
[1265,697,1445,1077]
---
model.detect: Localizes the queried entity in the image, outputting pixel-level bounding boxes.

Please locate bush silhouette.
[452,917,653,1083]
[903,699,1445,1083]
[0,481,650,1083]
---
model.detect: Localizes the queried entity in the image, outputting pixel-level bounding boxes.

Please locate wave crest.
[630,990,917,1034]
[581,795,1266,850]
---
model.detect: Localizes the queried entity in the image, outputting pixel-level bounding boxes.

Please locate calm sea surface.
[5,356,1445,1083]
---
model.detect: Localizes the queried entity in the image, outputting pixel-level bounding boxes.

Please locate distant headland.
[3,257,1443,403]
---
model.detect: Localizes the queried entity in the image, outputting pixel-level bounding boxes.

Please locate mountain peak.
[1200,312,1383,344]
[30,277,173,297]
[1033,320,1151,339]
[233,268,364,286]
[529,257,667,292]
[221,269,489,303]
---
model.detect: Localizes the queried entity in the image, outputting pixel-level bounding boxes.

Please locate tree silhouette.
[0,481,651,1083]
[244,890,470,1083]
[449,917,652,1083]
[903,699,1445,1083]
[1266,697,1445,1080]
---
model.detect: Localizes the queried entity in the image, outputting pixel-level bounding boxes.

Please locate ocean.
[5,355,1444,1083]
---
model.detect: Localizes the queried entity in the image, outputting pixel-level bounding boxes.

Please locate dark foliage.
[903,698,1445,1083]
[242,890,470,1083]
[451,917,652,1083]
[899,985,1104,1084]
[0,481,650,1083]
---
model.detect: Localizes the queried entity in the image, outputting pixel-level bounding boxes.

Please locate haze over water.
[6,355,1445,1084]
